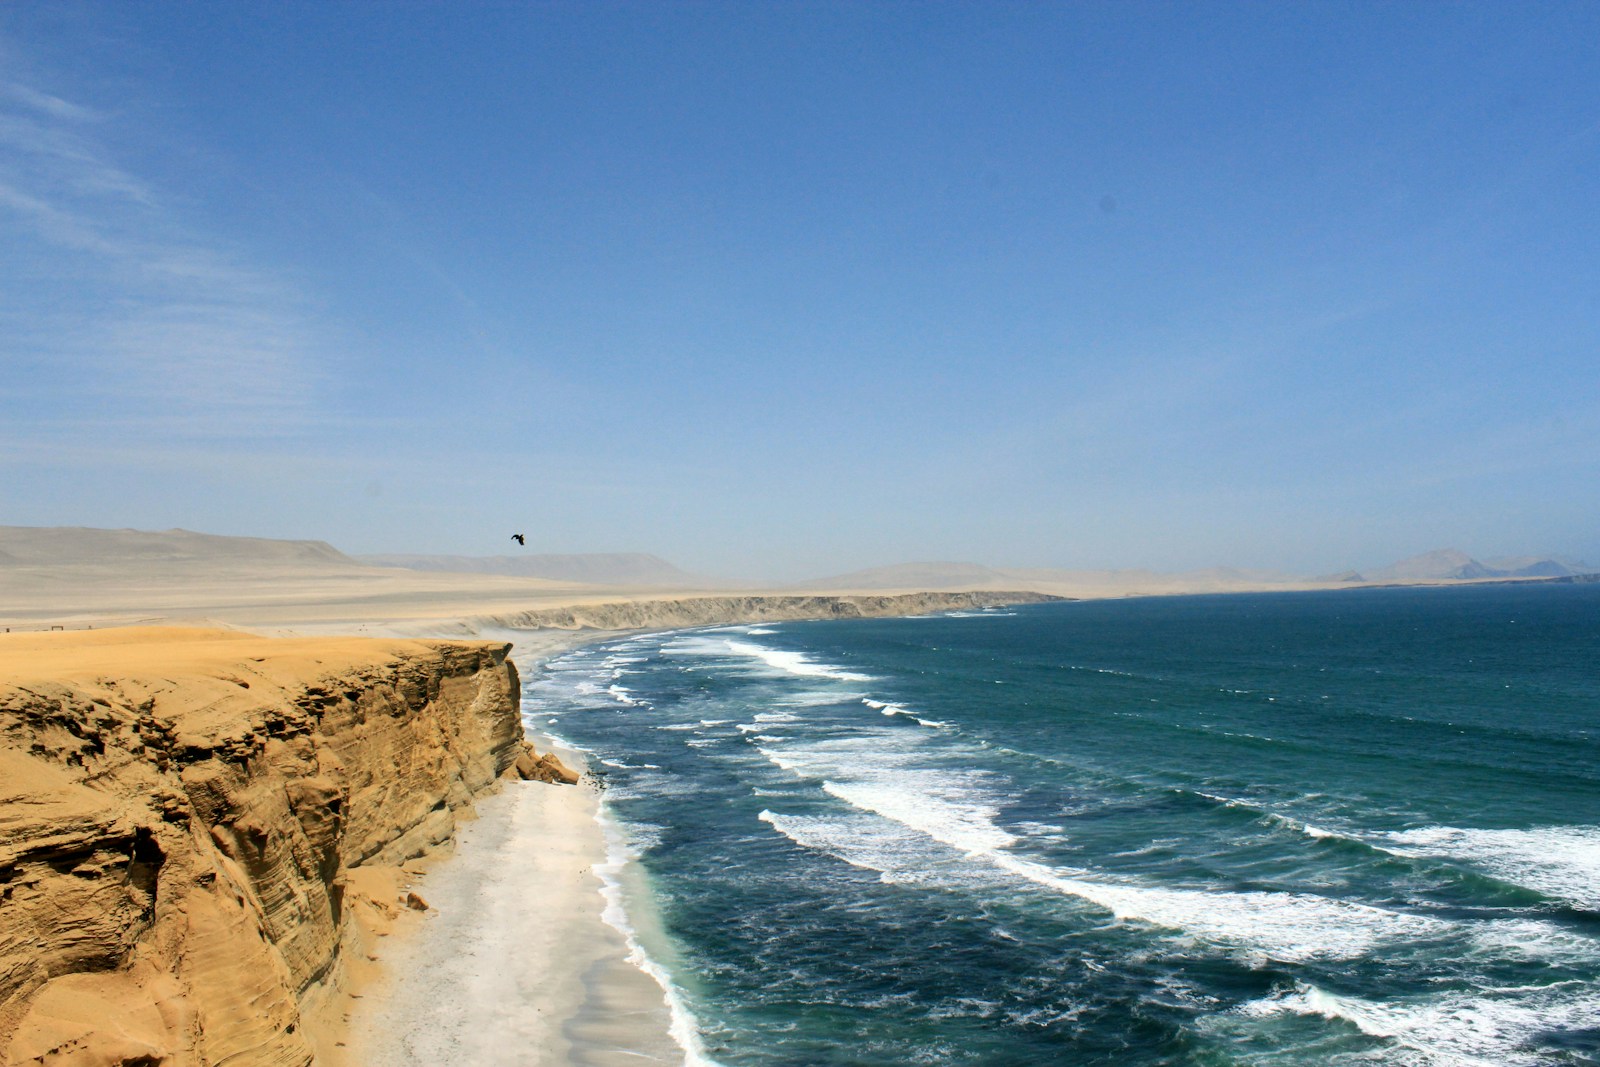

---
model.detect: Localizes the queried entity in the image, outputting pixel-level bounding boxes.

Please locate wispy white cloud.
[2,81,102,123]
[0,73,329,442]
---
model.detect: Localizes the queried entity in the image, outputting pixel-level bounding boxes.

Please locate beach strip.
[344,636,685,1067]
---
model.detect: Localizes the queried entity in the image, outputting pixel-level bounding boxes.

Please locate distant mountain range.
[803,552,1597,592]
[1323,548,1594,583]
[0,526,355,567]
[357,552,710,587]
[3,528,1591,593]
[792,561,1305,592]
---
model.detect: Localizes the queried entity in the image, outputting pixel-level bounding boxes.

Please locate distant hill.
[357,552,709,587]
[0,526,356,568]
[795,560,1305,593]
[1334,548,1594,583]
[1362,549,1495,582]
[1481,555,1595,578]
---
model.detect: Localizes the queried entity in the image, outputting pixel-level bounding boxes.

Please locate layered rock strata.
[0,628,545,1067]
[479,590,1065,632]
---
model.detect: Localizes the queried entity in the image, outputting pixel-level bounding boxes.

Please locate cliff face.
[479,590,1065,632]
[0,629,526,1067]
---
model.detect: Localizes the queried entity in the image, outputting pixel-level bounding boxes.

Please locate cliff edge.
[0,627,547,1067]
[476,590,1066,632]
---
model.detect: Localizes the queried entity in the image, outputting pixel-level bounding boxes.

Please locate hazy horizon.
[1,522,1590,590]
[3,3,1596,582]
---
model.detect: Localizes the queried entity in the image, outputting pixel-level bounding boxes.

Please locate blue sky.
[2,2,1596,579]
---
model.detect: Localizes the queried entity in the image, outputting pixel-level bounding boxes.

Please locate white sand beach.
[342,749,682,1066]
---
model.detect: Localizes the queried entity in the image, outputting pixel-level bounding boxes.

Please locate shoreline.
[9,582,1584,1062]
[0,628,530,1067]
[0,589,1061,1066]
[342,628,689,1067]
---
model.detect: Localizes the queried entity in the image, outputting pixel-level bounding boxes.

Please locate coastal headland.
[0,526,1587,1065]
[0,626,589,1066]
[0,531,1072,1066]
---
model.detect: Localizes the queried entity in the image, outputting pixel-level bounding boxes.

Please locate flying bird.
[511,533,525,546]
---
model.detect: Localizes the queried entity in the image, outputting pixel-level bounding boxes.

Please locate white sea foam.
[1377,825,1600,909]
[659,634,735,659]
[990,854,1448,962]
[1009,820,1066,840]
[753,728,1013,857]
[735,711,800,734]
[864,698,912,718]
[1236,979,1600,1066]
[762,784,1439,961]
[861,697,949,729]
[538,734,592,757]
[821,780,1016,855]
[758,737,1448,962]
[593,807,725,1067]
[600,773,703,801]
[1469,918,1600,965]
[720,639,875,681]
[1193,792,1350,843]
[757,810,958,885]
[757,748,806,777]
[596,757,662,771]
[606,684,640,706]
[773,691,851,708]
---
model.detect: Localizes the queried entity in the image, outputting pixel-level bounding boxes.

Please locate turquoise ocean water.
[522,584,1600,1065]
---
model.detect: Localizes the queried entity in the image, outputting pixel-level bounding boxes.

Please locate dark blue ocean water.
[520,584,1600,1066]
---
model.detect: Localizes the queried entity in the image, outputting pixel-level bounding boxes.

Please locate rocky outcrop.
[478,590,1066,632]
[511,744,579,786]
[0,629,539,1067]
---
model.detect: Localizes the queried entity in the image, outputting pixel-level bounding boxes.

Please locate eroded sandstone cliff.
[0,628,541,1067]
[477,590,1065,632]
